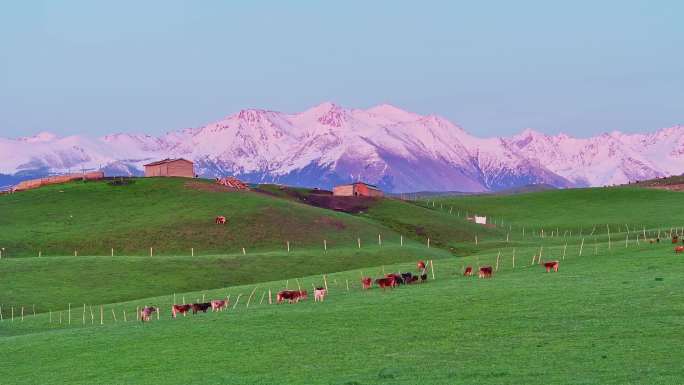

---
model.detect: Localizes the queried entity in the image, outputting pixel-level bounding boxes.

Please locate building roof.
[143,158,194,167]
[336,181,381,190]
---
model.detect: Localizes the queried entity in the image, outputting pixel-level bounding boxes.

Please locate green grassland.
[1,180,684,384]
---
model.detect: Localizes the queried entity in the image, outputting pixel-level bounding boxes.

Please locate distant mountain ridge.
[1,103,682,192]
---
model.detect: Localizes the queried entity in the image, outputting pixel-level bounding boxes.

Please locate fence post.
[287,241,290,252]
[512,248,516,269]
[357,238,361,249]
[242,247,246,255]
[323,240,327,252]
[400,235,403,246]
[378,234,382,246]
[191,248,194,257]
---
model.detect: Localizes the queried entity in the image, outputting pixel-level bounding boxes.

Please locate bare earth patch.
[184,181,243,193]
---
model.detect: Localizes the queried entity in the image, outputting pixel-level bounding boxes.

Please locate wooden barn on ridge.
[332,182,384,198]
[143,158,195,178]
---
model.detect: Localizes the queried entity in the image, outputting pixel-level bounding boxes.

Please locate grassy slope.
[0,178,404,257]
[2,185,684,384]
[0,178,471,310]
[0,245,450,313]
[1,242,683,384]
[432,186,684,229]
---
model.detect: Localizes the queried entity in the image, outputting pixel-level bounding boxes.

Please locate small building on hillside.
[333,182,384,198]
[143,158,195,178]
[467,215,488,225]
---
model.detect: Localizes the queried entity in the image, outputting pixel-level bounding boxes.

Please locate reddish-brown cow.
[675,246,684,253]
[544,261,559,272]
[478,266,493,279]
[375,276,396,289]
[276,290,308,304]
[361,277,372,290]
[463,266,473,277]
[171,304,191,318]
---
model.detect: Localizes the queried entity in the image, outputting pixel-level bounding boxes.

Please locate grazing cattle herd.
[138,233,684,323]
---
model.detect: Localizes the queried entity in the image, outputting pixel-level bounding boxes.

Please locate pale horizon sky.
[1,0,682,139]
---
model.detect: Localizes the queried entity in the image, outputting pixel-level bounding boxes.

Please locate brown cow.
[672,236,679,244]
[191,303,212,314]
[544,260,559,272]
[478,266,493,279]
[276,290,308,304]
[171,304,191,318]
[463,266,473,277]
[215,216,227,224]
[375,276,396,289]
[139,306,158,322]
[675,246,684,253]
[211,299,228,311]
[417,260,426,270]
[361,277,372,290]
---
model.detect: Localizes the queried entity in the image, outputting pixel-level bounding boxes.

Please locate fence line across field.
[1,218,678,327]
[1,220,676,259]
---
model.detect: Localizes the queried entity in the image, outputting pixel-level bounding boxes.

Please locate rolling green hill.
[2,181,684,384]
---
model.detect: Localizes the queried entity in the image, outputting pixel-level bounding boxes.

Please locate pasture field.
[1,241,683,384]
[0,177,496,258]
[1,183,684,384]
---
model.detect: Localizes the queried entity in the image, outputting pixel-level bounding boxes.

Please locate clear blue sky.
[1,0,682,139]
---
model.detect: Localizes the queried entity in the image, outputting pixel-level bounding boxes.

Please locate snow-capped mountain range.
[1,102,682,192]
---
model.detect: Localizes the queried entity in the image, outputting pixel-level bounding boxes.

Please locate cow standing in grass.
[375,276,396,290]
[361,277,372,290]
[171,304,191,318]
[191,303,212,314]
[314,287,327,302]
[276,290,308,304]
[463,266,473,277]
[211,299,228,311]
[478,266,493,279]
[544,261,559,272]
[215,216,227,224]
[139,306,158,322]
[675,246,684,253]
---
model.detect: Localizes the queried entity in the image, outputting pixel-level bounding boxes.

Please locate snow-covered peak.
[20,131,58,143]
[365,104,421,122]
[2,103,682,192]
